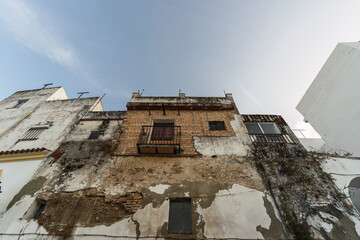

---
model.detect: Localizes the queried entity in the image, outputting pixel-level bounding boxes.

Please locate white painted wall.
[298,138,325,152]
[297,42,360,157]
[0,87,63,140]
[0,159,43,215]
[0,98,100,151]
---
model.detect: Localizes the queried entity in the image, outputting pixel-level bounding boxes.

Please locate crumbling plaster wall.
[194,114,252,156]
[321,156,360,214]
[65,120,121,141]
[257,154,360,240]
[1,145,291,240]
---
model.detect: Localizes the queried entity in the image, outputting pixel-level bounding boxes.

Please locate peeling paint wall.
[2,92,360,240]
[0,159,44,214]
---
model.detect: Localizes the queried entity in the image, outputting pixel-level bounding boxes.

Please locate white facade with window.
[0,87,103,215]
[297,42,360,157]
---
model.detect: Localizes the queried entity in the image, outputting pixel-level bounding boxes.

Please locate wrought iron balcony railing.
[249,133,294,144]
[137,125,181,154]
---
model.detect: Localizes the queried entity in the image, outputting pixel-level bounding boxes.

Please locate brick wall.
[118,109,237,155]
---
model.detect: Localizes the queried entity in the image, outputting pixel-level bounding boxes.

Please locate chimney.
[132,92,140,98]
[225,93,233,98]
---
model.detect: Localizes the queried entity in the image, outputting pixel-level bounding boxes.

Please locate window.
[14,100,28,108]
[21,127,47,140]
[209,121,226,131]
[151,122,174,140]
[168,198,192,233]
[245,123,280,134]
[33,203,46,220]
[244,122,292,143]
[89,132,101,139]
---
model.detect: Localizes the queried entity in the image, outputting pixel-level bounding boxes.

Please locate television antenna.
[77,92,89,98]
[42,83,53,89]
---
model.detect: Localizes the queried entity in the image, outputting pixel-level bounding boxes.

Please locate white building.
[297,42,360,157]
[0,87,103,214]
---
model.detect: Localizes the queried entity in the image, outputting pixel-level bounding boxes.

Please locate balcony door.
[151,123,174,142]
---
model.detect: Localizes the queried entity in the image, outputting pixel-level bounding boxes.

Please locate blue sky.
[1,0,360,137]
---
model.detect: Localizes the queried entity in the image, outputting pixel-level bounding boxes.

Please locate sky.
[0,0,360,138]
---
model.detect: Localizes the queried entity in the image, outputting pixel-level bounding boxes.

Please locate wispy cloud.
[0,0,80,72]
[238,83,263,111]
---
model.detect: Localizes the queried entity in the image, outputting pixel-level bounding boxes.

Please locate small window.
[209,121,226,131]
[89,132,101,139]
[14,100,28,108]
[21,127,46,140]
[168,198,192,233]
[33,203,46,220]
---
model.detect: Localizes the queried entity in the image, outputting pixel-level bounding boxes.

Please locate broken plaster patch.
[133,201,170,237]
[149,184,170,194]
[197,184,271,239]
[74,217,137,238]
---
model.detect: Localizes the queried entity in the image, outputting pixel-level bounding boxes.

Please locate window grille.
[21,128,46,140]
[244,123,293,143]
[151,123,174,140]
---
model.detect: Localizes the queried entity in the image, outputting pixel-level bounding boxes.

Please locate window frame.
[244,122,281,135]
[89,131,101,140]
[14,100,28,108]
[208,121,226,131]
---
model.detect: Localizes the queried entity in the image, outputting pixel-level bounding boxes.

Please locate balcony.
[249,134,294,144]
[137,125,181,154]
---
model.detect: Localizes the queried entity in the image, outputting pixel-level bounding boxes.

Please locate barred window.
[21,127,47,140]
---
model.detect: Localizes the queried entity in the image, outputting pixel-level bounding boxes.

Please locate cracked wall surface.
[2,93,360,240]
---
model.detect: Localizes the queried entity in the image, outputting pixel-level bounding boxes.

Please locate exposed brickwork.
[106,192,143,213]
[118,109,237,155]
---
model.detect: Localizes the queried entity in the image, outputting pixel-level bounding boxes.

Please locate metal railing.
[249,134,294,144]
[138,125,181,146]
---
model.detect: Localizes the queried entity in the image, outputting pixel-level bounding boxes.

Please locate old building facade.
[0,88,360,240]
[0,87,102,215]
